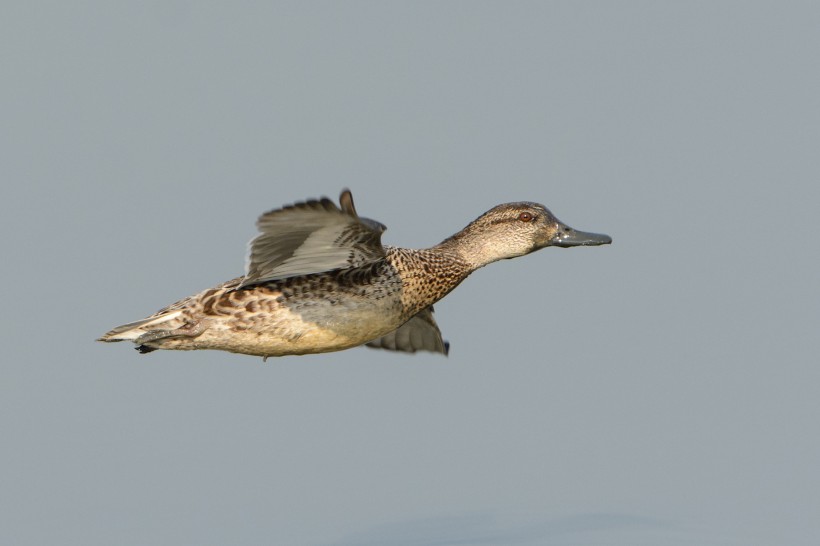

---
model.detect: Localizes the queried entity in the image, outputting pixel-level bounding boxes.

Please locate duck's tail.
[97,310,185,343]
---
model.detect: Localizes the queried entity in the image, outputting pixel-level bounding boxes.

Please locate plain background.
[2,2,819,545]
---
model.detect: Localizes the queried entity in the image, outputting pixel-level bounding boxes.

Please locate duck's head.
[440,201,612,268]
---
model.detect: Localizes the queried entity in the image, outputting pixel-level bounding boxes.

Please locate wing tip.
[339,188,358,218]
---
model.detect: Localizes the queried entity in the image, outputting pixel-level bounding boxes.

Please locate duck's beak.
[550,223,612,247]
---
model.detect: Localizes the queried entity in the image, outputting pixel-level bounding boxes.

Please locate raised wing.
[239,189,386,288]
[365,307,450,355]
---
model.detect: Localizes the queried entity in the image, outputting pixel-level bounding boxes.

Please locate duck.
[98,189,611,359]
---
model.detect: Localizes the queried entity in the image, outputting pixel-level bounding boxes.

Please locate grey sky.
[2,2,819,545]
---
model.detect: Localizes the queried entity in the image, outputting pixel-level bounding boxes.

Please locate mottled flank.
[98,189,611,359]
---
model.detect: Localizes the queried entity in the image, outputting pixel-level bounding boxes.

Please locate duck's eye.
[518,212,534,222]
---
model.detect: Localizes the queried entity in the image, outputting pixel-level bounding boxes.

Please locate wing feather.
[365,307,450,355]
[239,190,386,287]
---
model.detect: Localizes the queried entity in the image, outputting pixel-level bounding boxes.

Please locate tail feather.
[97,310,184,342]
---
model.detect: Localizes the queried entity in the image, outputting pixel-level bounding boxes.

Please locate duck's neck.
[435,224,511,270]
[386,246,474,317]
